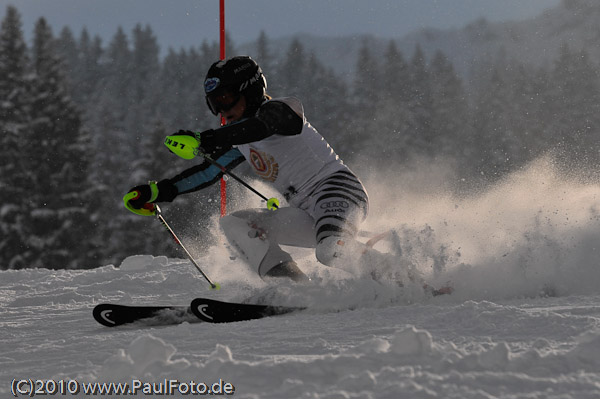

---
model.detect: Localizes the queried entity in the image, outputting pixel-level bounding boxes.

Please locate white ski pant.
[220,170,369,276]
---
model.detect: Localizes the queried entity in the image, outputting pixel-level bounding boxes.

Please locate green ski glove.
[164,130,201,159]
[123,182,160,216]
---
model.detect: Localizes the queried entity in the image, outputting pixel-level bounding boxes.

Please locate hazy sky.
[6,0,561,52]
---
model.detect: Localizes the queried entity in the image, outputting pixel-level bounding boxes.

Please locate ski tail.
[92,304,192,327]
[191,298,304,323]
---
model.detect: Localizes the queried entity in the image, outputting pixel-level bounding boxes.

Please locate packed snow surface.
[2,161,600,398]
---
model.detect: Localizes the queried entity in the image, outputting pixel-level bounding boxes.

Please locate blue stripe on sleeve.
[173,148,245,194]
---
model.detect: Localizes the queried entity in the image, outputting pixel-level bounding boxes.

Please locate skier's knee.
[316,236,357,266]
[219,214,255,237]
[219,213,238,227]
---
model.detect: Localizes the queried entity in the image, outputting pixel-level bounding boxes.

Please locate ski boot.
[264,260,310,282]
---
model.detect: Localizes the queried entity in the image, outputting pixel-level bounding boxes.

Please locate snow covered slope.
[2,159,600,398]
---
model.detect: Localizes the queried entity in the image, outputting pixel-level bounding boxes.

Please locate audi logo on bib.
[320,200,349,212]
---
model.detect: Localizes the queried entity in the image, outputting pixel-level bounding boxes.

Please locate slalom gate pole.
[155,205,220,290]
[219,0,227,216]
[198,152,279,209]
[219,0,226,60]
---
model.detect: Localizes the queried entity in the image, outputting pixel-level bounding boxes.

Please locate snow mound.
[100,335,190,381]
[119,255,169,271]
[90,324,600,398]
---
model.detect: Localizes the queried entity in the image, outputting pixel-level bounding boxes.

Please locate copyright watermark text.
[11,378,236,396]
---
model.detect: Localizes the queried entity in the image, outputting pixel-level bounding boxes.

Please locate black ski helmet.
[204,55,267,115]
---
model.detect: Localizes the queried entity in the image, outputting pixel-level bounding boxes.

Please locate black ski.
[190,298,304,323]
[92,303,194,327]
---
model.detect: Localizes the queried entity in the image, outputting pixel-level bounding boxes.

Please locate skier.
[124,55,396,282]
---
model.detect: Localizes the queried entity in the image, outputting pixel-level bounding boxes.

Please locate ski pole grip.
[123,191,156,216]
[267,197,279,210]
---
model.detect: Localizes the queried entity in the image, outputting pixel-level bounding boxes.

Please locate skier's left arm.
[164,100,304,160]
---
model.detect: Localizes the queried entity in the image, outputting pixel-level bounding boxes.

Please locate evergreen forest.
[1,5,599,270]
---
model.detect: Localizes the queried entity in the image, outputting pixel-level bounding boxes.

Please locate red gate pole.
[219,0,227,217]
[219,0,226,60]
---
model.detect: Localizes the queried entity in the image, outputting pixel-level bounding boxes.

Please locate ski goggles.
[206,88,241,115]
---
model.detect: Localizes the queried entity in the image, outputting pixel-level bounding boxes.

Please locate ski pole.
[155,204,221,290]
[197,152,280,210]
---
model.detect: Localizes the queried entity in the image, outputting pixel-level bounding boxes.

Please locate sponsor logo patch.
[249,148,279,182]
[320,201,349,209]
[320,200,349,214]
[204,77,220,93]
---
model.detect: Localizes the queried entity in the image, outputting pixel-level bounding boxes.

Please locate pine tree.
[405,44,434,156]
[77,29,104,106]
[301,54,354,158]
[276,38,307,97]
[382,40,409,105]
[158,47,209,129]
[0,6,30,269]
[348,39,385,162]
[505,63,547,164]
[471,64,516,179]
[87,27,132,187]
[255,30,273,75]
[131,24,159,102]
[547,44,600,165]
[55,27,78,90]
[23,18,98,269]
[83,27,135,265]
[0,5,28,132]
[352,39,380,113]
[124,24,161,142]
[158,48,188,126]
[429,50,470,158]
[366,40,413,163]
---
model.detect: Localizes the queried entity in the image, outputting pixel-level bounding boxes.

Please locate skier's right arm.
[124,146,245,212]
[167,146,245,196]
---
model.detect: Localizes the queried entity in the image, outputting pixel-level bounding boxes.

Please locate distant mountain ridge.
[239,0,600,82]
